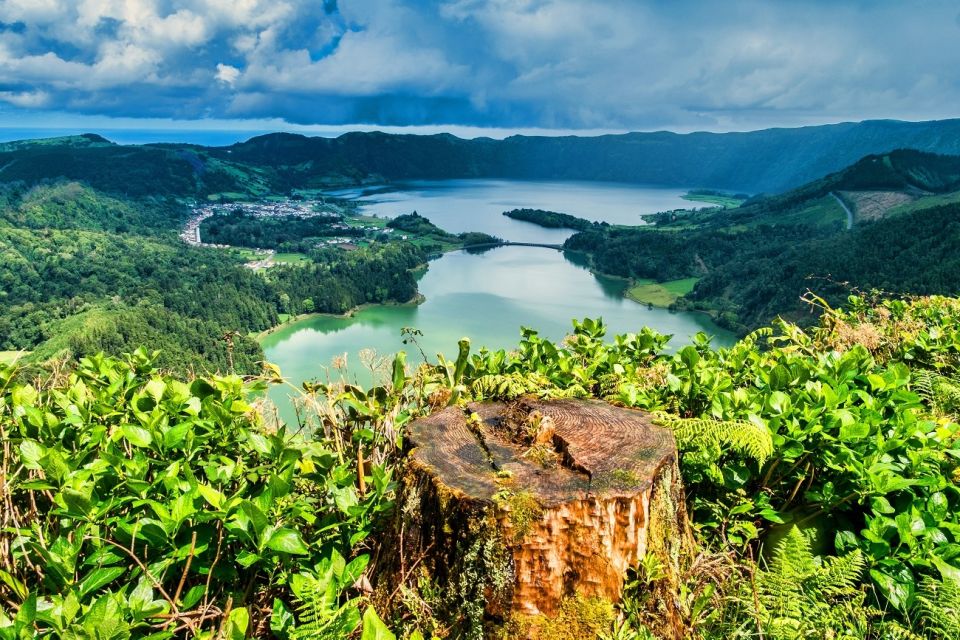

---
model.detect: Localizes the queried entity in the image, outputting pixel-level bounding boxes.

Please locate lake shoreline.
[256,293,427,342]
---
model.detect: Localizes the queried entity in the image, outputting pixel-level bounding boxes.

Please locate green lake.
[262,245,733,420]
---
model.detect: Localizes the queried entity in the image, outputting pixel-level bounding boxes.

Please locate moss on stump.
[372,398,692,639]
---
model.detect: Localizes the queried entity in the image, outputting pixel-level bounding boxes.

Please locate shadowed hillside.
[212,119,960,192]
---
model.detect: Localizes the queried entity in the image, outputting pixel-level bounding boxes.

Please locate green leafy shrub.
[440,297,960,633]
[0,349,396,638]
[4,294,960,638]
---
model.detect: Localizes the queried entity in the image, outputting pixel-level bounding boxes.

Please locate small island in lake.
[502,208,601,231]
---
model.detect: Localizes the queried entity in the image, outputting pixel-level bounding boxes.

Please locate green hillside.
[0,176,425,374]
[4,122,960,201]
[566,149,960,333]
[674,149,960,229]
[0,134,270,198]
[210,119,960,193]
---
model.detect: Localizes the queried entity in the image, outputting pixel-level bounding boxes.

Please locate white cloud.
[0,0,959,130]
[239,30,466,95]
[0,89,50,108]
[216,63,240,85]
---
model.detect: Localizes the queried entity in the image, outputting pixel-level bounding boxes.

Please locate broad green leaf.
[224,607,249,640]
[18,440,44,469]
[181,585,206,609]
[766,391,791,416]
[932,557,960,584]
[678,346,700,370]
[0,570,27,600]
[270,598,295,636]
[121,424,153,447]
[361,607,396,640]
[15,594,36,627]
[78,567,126,598]
[870,568,915,612]
[264,527,310,555]
[144,379,166,401]
[392,351,407,391]
[839,421,870,441]
[163,424,190,449]
[928,492,949,521]
[240,500,270,538]
[197,483,226,509]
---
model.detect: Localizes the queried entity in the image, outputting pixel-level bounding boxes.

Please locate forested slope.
[0,134,270,198]
[214,119,960,192]
[0,175,424,373]
[566,149,960,333]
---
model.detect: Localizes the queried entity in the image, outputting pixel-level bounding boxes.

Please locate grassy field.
[887,189,960,217]
[0,351,28,365]
[230,248,309,266]
[345,215,389,229]
[764,195,846,228]
[232,247,261,259]
[274,252,310,264]
[682,192,746,208]
[206,192,252,202]
[625,277,700,307]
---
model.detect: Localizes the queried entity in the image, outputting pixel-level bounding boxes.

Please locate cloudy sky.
[0,0,959,136]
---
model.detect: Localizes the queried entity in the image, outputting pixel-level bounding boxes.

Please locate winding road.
[831,192,854,230]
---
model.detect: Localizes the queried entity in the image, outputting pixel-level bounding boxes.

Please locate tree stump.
[374,398,691,639]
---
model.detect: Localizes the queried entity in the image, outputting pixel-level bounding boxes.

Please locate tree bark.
[373,397,691,639]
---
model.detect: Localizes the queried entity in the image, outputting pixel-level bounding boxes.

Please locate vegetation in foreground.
[3,294,960,638]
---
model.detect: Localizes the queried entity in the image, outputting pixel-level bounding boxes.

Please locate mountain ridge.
[212,118,960,192]
[4,118,960,195]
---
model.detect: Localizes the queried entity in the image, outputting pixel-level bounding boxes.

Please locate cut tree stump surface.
[408,398,676,504]
[386,397,688,633]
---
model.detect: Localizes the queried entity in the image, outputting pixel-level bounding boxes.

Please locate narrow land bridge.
[463,241,565,251]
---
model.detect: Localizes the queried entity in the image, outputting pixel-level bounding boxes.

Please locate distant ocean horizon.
[0,128,284,146]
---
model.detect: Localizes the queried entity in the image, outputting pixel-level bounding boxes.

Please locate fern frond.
[813,548,865,597]
[471,372,551,400]
[290,570,362,640]
[755,527,869,639]
[541,383,590,399]
[654,413,773,464]
[913,369,938,405]
[912,369,960,417]
[880,622,926,640]
[935,377,960,414]
[758,527,810,622]
[737,326,774,350]
[914,575,960,640]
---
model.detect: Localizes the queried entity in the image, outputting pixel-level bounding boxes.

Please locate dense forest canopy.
[0,174,425,374]
[200,209,364,252]
[502,208,599,231]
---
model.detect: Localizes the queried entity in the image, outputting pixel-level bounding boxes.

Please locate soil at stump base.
[372,398,693,639]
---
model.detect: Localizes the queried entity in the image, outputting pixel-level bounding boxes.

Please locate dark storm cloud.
[0,0,957,130]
